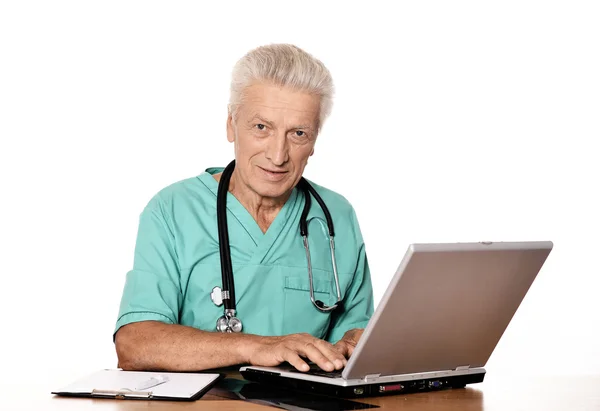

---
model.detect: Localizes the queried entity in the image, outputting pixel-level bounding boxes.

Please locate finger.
[333,341,350,360]
[346,343,356,358]
[315,340,347,369]
[297,342,335,372]
[281,349,310,372]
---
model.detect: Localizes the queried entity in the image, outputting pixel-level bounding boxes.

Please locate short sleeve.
[325,210,374,343]
[114,196,183,338]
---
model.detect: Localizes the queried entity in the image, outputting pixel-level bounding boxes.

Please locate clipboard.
[52,369,223,401]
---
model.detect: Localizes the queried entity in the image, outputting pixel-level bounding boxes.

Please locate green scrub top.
[115,167,374,344]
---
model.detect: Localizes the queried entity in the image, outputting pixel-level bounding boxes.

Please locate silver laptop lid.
[343,241,553,380]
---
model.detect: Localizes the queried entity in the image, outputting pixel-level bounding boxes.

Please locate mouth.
[258,166,289,181]
[258,166,288,174]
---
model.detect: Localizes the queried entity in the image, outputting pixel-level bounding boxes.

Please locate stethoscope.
[210,160,343,333]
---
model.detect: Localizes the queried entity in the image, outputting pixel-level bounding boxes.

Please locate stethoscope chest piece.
[216,309,243,333]
[212,286,243,332]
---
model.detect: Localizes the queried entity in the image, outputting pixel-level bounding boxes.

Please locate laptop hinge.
[363,373,381,381]
[455,365,470,371]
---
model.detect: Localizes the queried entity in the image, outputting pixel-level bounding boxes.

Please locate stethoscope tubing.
[215,160,342,332]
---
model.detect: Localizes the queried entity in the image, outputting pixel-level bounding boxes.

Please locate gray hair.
[228,44,334,132]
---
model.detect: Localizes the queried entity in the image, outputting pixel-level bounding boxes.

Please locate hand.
[333,328,364,359]
[245,333,347,372]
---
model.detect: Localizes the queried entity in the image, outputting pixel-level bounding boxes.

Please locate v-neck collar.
[198,167,301,253]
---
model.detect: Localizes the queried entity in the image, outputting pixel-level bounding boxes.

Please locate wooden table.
[22,372,600,410]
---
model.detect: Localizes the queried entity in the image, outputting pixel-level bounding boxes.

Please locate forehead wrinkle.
[247,102,318,115]
[246,106,317,131]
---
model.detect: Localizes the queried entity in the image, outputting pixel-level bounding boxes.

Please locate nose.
[265,132,289,166]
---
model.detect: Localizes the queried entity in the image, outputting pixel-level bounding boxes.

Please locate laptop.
[240,241,553,398]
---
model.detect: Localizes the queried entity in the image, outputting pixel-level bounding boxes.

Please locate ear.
[226,113,235,143]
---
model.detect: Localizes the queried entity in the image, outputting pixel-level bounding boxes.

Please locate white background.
[1,0,599,405]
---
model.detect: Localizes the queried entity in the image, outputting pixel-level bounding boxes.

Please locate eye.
[256,124,266,130]
[295,130,305,137]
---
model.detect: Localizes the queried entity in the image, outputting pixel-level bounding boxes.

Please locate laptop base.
[241,369,485,398]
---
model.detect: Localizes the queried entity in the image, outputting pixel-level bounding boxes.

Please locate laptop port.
[379,384,404,393]
[428,380,443,389]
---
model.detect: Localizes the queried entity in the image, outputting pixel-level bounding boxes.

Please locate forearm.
[115,321,262,371]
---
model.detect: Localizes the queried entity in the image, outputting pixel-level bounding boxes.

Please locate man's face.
[227,82,320,201]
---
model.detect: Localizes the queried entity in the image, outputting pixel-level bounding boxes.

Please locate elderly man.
[114,44,374,373]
